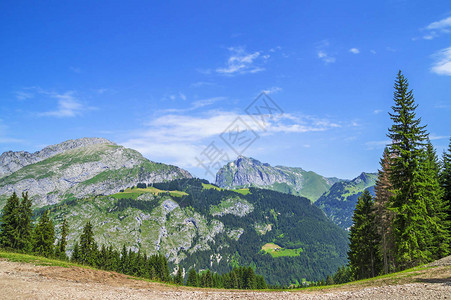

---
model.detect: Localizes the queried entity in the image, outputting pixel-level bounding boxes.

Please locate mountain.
[42,179,349,285]
[315,172,377,230]
[0,139,349,285]
[0,138,191,207]
[215,156,342,201]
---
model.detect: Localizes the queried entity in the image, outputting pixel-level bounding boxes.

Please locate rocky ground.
[1,257,450,299]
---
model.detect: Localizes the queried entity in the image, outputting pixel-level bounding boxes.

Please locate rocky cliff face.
[0,137,113,179]
[315,172,377,230]
[215,156,341,201]
[0,138,192,207]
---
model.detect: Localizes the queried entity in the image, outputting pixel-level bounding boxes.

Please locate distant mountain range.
[215,156,341,202]
[315,172,377,230]
[215,156,377,230]
[0,138,349,285]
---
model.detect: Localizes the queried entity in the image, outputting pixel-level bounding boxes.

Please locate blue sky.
[0,1,450,181]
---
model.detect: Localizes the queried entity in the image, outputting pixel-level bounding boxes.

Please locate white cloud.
[316,41,336,64]
[0,119,23,144]
[420,16,451,40]
[216,47,266,75]
[431,46,451,76]
[159,97,226,113]
[190,81,216,88]
[373,109,383,114]
[429,135,449,141]
[349,48,360,54]
[15,91,34,100]
[317,50,336,64]
[122,111,341,168]
[370,50,377,55]
[365,140,390,150]
[262,87,282,94]
[39,91,95,118]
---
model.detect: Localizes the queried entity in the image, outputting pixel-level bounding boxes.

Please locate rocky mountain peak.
[353,172,372,184]
[0,137,115,178]
[216,156,342,201]
[0,138,191,207]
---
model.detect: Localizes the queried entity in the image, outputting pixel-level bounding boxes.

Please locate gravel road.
[1,259,450,299]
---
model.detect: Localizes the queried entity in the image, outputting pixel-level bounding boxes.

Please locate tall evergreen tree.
[17,192,33,252]
[256,275,267,289]
[186,268,198,287]
[421,141,449,259]
[374,147,396,273]
[174,266,183,285]
[387,71,430,269]
[348,190,381,279]
[79,221,97,265]
[56,218,68,259]
[441,138,451,226]
[71,241,80,262]
[32,210,55,257]
[244,266,257,289]
[0,192,20,249]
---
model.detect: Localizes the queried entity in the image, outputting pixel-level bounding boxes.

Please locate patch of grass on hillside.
[0,250,81,268]
[230,188,250,195]
[261,243,303,258]
[111,186,187,200]
[201,183,250,195]
[201,183,222,190]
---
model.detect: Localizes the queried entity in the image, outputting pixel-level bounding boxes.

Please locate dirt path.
[1,259,450,299]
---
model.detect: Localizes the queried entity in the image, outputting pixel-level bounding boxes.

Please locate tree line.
[342,71,451,282]
[0,195,267,289]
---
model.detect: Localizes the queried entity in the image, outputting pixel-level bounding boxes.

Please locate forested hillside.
[26,178,349,285]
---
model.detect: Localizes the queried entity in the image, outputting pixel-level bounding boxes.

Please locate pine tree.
[387,71,430,269]
[229,270,238,288]
[174,266,183,285]
[120,244,128,274]
[420,141,449,259]
[186,268,198,287]
[71,242,80,262]
[32,210,55,257]
[332,265,352,284]
[441,138,451,226]
[79,221,97,265]
[256,275,267,289]
[0,192,20,249]
[17,192,33,252]
[373,147,396,273]
[244,266,257,289]
[56,218,68,259]
[204,269,213,287]
[348,190,381,279]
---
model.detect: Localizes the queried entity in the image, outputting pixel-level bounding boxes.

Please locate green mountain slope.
[215,156,342,202]
[41,178,349,285]
[315,172,377,230]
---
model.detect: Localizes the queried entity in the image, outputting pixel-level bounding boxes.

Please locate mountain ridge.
[0,138,192,207]
[315,172,377,230]
[215,156,342,201]
[0,137,114,179]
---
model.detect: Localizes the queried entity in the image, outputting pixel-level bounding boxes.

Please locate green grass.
[201,183,222,190]
[111,186,188,200]
[230,188,250,195]
[201,183,250,195]
[0,249,179,287]
[261,243,303,257]
[0,249,84,268]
